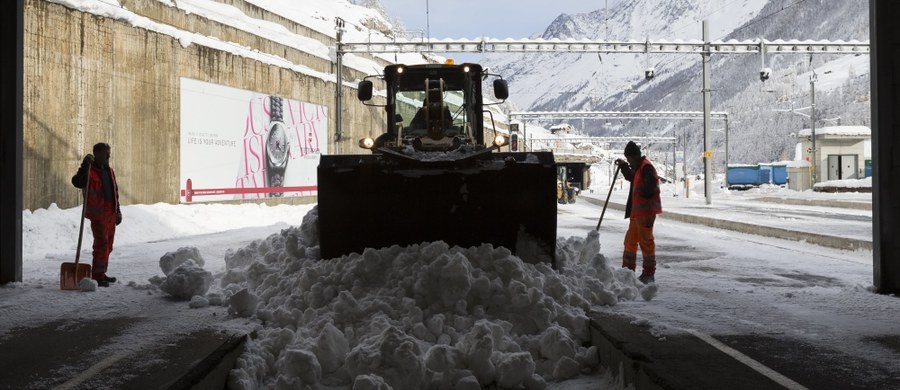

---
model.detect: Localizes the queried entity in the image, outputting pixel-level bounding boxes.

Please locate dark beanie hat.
[624,141,640,157]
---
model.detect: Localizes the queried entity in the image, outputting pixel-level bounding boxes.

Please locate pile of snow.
[78,277,98,292]
[814,176,872,189]
[156,247,214,301]
[207,207,654,389]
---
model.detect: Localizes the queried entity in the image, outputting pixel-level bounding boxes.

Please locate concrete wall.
[23,0,387,210]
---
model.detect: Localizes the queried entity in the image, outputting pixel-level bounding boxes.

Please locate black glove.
[615,158,628,169]
[82,154,95,167]
[116,211,122,226]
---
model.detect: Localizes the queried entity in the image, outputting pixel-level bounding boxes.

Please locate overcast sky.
[379,0,622,39]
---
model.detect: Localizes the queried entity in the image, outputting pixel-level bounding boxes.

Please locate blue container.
[758,164,773,184]
[769,164,788,185]
[865,160,872,178]
[727,165,770,186]
[755,163,788,185]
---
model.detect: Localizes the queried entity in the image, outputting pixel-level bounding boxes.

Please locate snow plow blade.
[317,151,557,264]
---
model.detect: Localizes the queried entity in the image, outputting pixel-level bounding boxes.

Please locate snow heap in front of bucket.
[156,246,214,301]
[222,206,649,389]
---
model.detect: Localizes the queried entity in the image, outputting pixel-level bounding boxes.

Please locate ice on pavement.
[216,207,652,389]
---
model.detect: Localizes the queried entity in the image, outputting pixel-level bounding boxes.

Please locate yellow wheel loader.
[317,63,557,264]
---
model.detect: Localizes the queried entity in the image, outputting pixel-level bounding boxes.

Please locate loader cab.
[357,63,508,152]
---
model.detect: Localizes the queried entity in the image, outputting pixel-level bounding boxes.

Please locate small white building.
[796,125,870,183]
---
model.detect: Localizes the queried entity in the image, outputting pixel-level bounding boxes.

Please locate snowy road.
[557,196,899,388]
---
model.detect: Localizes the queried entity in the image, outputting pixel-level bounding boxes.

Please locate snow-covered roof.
[784,160,811,168]
[798,126,870,138]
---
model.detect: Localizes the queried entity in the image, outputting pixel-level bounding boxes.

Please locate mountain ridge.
[478,0,870,171]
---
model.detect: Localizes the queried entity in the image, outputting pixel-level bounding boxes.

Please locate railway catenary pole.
[702,21,713,205]
[810,75,818,184]
[334,18,345,154]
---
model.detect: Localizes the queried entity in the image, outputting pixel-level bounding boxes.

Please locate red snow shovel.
[61,167,92,290]
[595,165,621,230]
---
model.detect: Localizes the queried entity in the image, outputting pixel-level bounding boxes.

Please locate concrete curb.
[589,312,787,390]
[752,196,872,210]
[581,197,872,251]
[165,332,247,390]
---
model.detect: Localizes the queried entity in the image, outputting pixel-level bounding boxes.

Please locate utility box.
[787,161,813,191]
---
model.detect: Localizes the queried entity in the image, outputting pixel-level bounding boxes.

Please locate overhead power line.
[337,38,868,55]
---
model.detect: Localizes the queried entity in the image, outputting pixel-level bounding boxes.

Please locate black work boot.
[639,274,655,284]
[97,279,110,287]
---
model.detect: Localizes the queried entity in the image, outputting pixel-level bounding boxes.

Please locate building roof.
[797,125,870,137]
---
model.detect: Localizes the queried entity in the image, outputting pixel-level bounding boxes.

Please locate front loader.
[317,63,557,264]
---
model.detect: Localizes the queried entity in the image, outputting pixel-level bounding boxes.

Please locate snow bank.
[216,208,651,389]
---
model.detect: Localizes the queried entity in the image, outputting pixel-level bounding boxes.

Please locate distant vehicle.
[556,163,589,204]
[550,123,575,135]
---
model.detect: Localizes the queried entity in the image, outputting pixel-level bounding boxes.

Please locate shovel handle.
[74,166,90,267]
[596,165,621,230]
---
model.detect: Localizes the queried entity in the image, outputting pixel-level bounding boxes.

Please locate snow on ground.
[18,160,878,384]
[8,196,646,389]
[5,162,892,389]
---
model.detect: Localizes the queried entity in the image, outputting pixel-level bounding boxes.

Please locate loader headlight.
[359,137,375,149]
[493,135,508,147]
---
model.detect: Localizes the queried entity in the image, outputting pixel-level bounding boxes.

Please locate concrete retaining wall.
[23,0,387,210]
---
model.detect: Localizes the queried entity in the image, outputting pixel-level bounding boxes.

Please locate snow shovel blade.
[60,262,91,290]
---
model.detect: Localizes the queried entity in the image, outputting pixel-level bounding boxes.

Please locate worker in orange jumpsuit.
[615,141,662,284]
[71,142,122,287]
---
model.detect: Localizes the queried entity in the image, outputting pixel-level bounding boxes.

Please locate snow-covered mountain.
[478,0,870,171]
[286,0,867,172]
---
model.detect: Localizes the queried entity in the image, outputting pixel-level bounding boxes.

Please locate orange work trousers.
[89,207,117,280]
[622,214,656,276]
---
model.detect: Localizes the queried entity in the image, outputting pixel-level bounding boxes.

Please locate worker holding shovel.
[71,142,122,288]
[615,141,662,285]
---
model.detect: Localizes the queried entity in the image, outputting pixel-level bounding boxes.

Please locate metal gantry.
[507,110,723,159]
[509,110,729,121]
[509,110,729,192]
[337,38,869,55]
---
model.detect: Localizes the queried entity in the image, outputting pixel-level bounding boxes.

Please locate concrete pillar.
[871,0,900,294]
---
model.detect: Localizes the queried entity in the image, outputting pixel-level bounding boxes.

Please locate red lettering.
[244,97,268,137]
[234,172,264,200]
[300,101,320,123]
[235,176,249,200]
[242,134,264,175]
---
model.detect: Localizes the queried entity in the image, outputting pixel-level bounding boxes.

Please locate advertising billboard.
[179,78,327,202]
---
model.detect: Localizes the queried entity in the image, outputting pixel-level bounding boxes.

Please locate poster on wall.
[179,77,327,203]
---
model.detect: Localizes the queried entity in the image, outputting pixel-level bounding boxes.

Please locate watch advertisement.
[179,78,326,203]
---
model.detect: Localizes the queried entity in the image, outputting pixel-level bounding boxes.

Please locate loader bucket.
[317,151,558,264]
